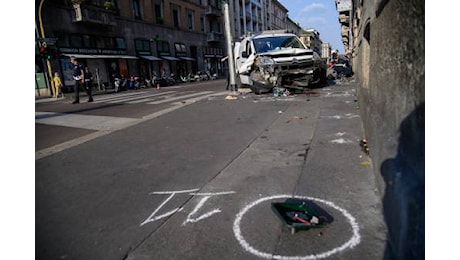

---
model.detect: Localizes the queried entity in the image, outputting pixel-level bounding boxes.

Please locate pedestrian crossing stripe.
[147,91,214,105]
[107,91,177,104]
[92,91,148,102]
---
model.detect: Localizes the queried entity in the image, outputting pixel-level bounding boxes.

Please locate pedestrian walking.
[84,66,94,102]
[70,56,84,104]
[221,56,229,90]
[53,72,64,99]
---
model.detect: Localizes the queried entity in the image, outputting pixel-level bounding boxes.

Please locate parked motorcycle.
[113,76,127,92]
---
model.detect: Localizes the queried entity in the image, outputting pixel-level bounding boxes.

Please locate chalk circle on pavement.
[232,195,361,260]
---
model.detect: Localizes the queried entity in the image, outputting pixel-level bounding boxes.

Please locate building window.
[200,17,205,32]
[157,41,170,55]
[95,37,105,48]
[172,5,180,28]
[133,0,142,20]
[174,43,186,53]
[153,0,164,24]
[187,10,194,31]
[82,35,95,48]
[55,33,70,47]
[115,38,126,49]
[135,39,151,55]
[69,34,83,48]
[104,37,116,49]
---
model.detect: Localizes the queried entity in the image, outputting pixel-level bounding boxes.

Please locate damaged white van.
[234,30,327,94]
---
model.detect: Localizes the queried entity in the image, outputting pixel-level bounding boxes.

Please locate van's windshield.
[253,36,305,53]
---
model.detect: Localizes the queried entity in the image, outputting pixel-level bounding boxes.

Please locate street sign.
[38,37,57,45]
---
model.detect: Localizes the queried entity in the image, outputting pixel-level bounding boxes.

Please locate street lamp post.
[222,1,237,95]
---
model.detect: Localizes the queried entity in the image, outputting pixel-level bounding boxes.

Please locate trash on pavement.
[271,200,329,234]
[360,161,371,166]
[359,138,370,154]
[225,95,238,100]
[273,87,290,97]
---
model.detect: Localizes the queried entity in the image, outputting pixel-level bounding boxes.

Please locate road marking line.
[125,91,177,103]
[147,91,214,105]
[35,112,139,131]
[93,91,148,102]
[171,91,229,105]
[107,91,177,103]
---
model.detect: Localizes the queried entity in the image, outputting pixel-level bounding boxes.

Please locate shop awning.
[179,57,196,61]
[140,55,162,61]
[161,56,181,61]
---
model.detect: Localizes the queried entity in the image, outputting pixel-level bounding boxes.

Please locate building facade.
[35,0,226,92]
[228,0,267,39]
[285,16,302,35]
[321,42,331,61]
[337,0,425,258]
[335,0,352,53]
[298,28,323,55]
[266,0,288,31]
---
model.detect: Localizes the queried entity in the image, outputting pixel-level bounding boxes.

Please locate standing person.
[70,56,84,104]
[53,72,64,99]
[84,66,94,102]
[221,56,230,90]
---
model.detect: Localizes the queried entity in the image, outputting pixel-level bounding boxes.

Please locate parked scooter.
[180,72,199,83]
[113,75,127,92]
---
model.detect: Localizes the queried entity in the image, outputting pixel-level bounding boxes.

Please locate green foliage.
[102,1,115,10]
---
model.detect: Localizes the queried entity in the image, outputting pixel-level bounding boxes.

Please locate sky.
[278,0,344,52]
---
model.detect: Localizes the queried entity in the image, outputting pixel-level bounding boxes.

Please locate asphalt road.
[35,79,387,260]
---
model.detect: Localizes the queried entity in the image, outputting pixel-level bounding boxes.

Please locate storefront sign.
[59,47,127,55]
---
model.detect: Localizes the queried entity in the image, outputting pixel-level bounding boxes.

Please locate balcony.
[205,5,221,17]
[72,3,118,26]
[341,26,350,38]
[207,32,224,43]
[338,14,350,25]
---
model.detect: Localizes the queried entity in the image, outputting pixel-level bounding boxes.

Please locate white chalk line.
[233,195,361,260]
[182,196,222,225]
[190,191,236,196]
[149,188,200,195]
[140,192,184,226]
[322,114,360,120]
[330,138,354,144]
[142,189,236,226]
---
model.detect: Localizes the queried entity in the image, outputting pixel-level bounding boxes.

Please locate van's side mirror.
[241,51,249,58]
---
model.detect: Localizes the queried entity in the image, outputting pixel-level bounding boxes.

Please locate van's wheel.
[320,69,327,83]
[250,85,263,94]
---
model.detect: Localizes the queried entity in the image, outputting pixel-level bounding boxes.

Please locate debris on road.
[273,87,291,97]
[359,138,370,154]
[225,95,238,100]
[272,200,328,235]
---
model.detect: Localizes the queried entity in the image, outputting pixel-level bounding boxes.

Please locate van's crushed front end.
[250,48,319,93]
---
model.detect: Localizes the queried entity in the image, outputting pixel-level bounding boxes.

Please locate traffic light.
[39,42,52,60]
